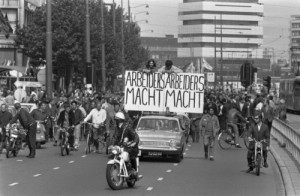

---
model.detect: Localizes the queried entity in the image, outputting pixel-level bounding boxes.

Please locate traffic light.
[240,61,255,89]
[263,76,271,93]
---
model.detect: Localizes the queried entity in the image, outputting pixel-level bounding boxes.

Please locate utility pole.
[112,0,116,37]
[46,0,52,98]
[100,0,106,91]
[85,0,92,87]
[214,16,217,90]
[220,14,224,90]
[121,0,125,90]
[128,0,131,23]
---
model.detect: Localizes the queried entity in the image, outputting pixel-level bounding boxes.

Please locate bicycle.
[218,121,250,150]
[84,122,106,154]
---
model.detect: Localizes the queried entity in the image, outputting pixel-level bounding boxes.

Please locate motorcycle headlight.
[111,146,120,154]
[257,142,262,148]
[169,140,176,148]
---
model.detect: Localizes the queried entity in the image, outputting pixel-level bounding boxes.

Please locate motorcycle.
[60,126,74,156]
[106,138,142,190]
[36,120,47,149]
[249,138,266,176]
[5,124,26,158]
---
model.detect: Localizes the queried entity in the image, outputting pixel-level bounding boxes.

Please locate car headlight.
[169,139,176,148]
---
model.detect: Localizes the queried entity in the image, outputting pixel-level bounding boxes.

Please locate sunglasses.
[254,117,259,120]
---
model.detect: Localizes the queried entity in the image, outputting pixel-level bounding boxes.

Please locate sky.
[109,0,300,60]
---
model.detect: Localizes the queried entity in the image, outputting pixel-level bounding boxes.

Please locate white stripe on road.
[147,187,153,191]
[9,182,18,186]
[53,167,60,170]
[174,163,178,166]
[158,178,164,181]
[69,161,75,163]
[166,170,172,173]
[186,148,189,151]
[33,174,41,177]
[81,155,87,158]
[17,160,23,162]
[188,144,191,147]
[183,153,186,155]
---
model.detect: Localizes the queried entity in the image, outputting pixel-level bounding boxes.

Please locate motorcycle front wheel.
[218,132,232,150]
[106,163,124,190]
[6,139,14,158]
[256,154,261,176]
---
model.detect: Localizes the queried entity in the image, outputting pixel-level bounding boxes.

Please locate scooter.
[106,138,142,190]
[5,124,26,158]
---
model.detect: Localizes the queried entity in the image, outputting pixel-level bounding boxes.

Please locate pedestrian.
[277,99,287,122]
[70,100,84,150]
[261,99,275,133]
[5,91,15,105]
[0,103,12,152]
[9,103,37,158]
[199,106,220,161]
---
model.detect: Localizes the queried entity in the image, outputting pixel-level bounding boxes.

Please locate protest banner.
[124,71,205,113]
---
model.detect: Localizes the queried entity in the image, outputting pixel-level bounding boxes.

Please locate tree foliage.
[15,0,149,91]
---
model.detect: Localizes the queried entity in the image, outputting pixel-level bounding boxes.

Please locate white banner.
[207,72,215,82]
[124,71,205,113]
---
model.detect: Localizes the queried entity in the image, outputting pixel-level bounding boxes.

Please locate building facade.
[290,15,300,74]
[140,35,178,68]
[177,0,263,59]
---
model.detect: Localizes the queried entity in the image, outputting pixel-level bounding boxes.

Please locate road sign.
[207,72,215,82]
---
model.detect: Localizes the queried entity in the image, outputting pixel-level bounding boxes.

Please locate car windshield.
[137,118,179,132]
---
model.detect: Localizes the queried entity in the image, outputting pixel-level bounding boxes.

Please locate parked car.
[7,103,46,148]
[136,112,189,163]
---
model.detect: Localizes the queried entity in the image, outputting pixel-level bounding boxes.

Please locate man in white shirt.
[158,60,183,74]
[83,102,107,153]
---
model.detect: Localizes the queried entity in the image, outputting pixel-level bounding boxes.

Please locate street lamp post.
[100,0,106,92]
[121,0,125,90]
[46,0,52,98]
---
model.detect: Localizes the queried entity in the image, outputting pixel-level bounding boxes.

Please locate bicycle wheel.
[98,134,106,153]
[218,131,232,150]
[256,154,261,176]
[85,133,91,154]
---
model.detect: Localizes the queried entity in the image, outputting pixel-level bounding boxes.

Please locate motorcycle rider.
[111,112,140,180]
[0,104,12,153]
[9,102,37,158]
[30,101,49,140]
[227,107,247,148]
[246,111,270,173]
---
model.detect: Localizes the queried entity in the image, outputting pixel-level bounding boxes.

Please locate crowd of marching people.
[190,88,287,172]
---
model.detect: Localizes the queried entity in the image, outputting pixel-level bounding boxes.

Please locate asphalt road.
[0,138,284,196]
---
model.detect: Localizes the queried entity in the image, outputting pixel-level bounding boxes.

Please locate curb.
[270,145,296,196]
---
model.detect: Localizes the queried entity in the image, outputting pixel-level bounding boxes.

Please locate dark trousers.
[27,123,37,156]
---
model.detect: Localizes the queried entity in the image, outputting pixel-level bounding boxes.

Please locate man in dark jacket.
[0,104,12,152]
[246,111,270,173]
[70,100,84,150]
[9,103,37,158]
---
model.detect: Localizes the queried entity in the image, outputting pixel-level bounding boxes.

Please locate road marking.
[183,152,186,155]
[166,169,172,173]
[174,163,178,166]
[16,160,23,162]
[33,174,41,177]
[53,167,60,170]
[147,187,153,191]
[69,161,74,163]
[186,148,189,151]
[9,182,18,186]
[158,177,164,181]
[188,144,191,147]
[81,155,87,158]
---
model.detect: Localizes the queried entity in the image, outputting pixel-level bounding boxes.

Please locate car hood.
[137,130,182,141]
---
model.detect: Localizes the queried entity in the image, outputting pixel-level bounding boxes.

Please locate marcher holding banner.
[158,60,183,74]
[139,59,158,73]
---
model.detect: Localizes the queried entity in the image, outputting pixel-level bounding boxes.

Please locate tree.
[15,0,149,92]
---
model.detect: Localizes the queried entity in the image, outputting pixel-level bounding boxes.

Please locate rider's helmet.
[115,112,125,121]
[115,112,126,128]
